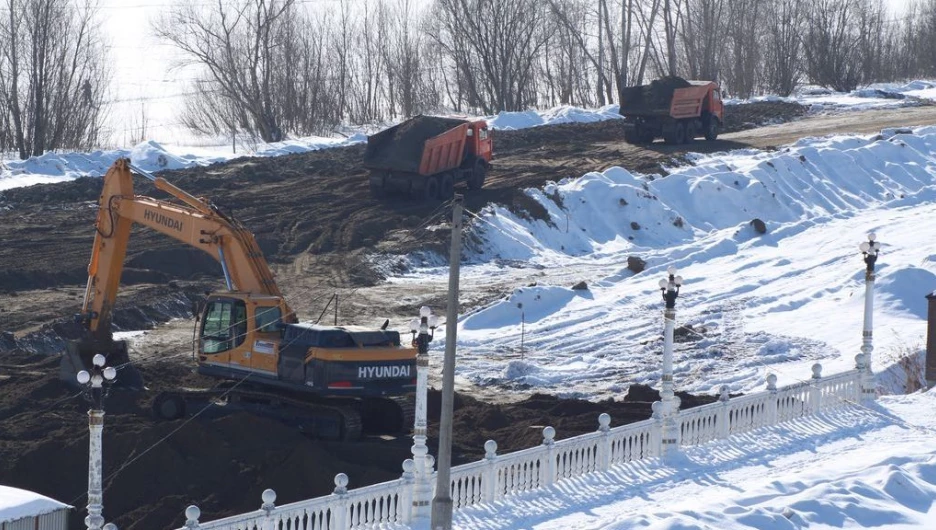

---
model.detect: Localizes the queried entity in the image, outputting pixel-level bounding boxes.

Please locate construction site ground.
[1,103,935,529]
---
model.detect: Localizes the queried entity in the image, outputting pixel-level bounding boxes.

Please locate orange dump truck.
[619,77,724,145]
[365,115,493,200]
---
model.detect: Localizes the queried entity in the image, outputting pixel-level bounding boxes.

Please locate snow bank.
[487,104,621,130]
[422,125,936,397]
[0,134,367,191]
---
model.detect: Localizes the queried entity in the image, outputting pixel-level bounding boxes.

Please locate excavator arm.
[62,158,295,386]
[79,158,294,336]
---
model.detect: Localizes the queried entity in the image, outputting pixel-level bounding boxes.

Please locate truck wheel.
[663,122,685,145]
[439,173,455,199]
[369,179,384,198]
[684,121,697,144]
[704,119,719,141]
[468,163,486,190]
[674,122,687,144]
[423,176,440,200]
[624,128,639,144]
[639,126,655,144]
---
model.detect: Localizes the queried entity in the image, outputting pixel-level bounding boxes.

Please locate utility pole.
[409,306,437,521]
[76,354,117,530]
[431,195,463,530]
[657,266,683,458]
[858,233,881,401]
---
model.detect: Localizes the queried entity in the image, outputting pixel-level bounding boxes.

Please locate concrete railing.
[178,361,869,530]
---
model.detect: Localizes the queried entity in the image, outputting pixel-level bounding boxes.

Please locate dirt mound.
[620,76,693,113]
[723,101,808,134]
[364,115,468,173]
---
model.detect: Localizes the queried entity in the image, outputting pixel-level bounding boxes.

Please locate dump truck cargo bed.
[364,115,469,175]
[619,76,693,115]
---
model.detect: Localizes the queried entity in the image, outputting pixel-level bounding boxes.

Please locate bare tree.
[722,0,760,97]
[680,0,725,81]
[662,0,681,76]
[0,0,108,159]
[154,0,297,142]
[802,0,883,92]
[763,0,804,96]
[428,0,553,113]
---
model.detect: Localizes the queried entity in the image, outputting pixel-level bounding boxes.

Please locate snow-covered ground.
[393,126,936,400]
[442,388,936,530]
[730,80,936,111]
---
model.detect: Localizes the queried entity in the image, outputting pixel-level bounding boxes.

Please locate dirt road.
[1,103,935,529]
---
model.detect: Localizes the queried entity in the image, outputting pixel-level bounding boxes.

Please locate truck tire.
[422,176,440,200]
[664,122,686,145]
[639,126,655,144]
[439,173,455,199]
[704,118,719,141]
[369,177,385,198]
[468,162,486,190]
[684,121,697,144]
[624,128,639,144]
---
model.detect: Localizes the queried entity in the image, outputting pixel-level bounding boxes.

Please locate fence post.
[183,505,200,529]
[542,426,556,487]
[855,353,873,403]
[810,363,823,413]
[260,489,276,530]
[766,374,779,425]
[597,413,611,471]
[331,473,350,529]
[651,401,664,458]
[716,385,730,439]
[482,440,498,503]
[400,460,415,524]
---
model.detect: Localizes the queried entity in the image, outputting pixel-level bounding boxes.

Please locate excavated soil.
[3,103,936,529]
[364,115,469,173]
[620,76,693,112]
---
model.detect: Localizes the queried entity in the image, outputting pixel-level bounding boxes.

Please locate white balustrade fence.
[179,362,868,530]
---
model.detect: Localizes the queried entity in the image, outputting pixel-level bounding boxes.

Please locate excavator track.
[152,386,365,441]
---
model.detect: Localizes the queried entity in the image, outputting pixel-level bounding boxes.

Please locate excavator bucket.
[59,338,144,389]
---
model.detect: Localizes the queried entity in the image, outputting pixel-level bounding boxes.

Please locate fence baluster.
[260,489,276,530]
[810,363,823,413]
[766,374,779,425]
[330,473,349,529]
[541,427,556,487]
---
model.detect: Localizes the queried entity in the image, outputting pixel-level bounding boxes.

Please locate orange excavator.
[60,158,416,439]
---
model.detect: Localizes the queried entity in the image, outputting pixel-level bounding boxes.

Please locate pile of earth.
[364,115,469,173]
[0,352,717,530]
[619,76,693,112]
[722,101,809,134]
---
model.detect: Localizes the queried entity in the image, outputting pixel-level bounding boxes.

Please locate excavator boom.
[63,158,294,387]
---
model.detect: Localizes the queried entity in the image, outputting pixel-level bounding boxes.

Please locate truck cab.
[466,121,493,163]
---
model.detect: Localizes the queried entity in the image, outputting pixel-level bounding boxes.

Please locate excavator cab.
[195,292,287,378]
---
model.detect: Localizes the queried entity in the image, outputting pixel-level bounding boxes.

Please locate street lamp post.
[77,354,117,530]
[657,266,683,457]
[858,233,881,401]
[408,306,438,521]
